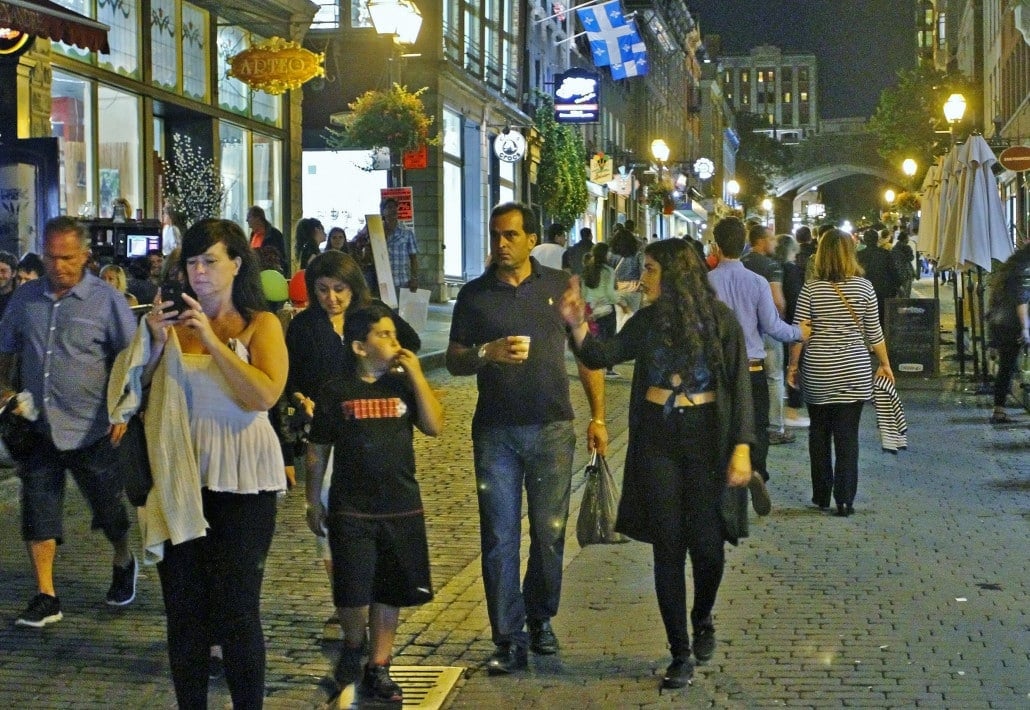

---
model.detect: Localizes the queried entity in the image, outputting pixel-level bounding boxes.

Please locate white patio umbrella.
[956,134,1012,271]
[937,144,967,270]
[917,157,942,260]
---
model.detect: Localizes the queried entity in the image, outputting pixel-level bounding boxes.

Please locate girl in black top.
[560,238,754,691]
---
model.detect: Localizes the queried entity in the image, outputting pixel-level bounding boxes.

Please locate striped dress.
[793,277,884,405]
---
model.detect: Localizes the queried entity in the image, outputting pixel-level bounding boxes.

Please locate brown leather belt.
[645,387,717,408]
[748,358,765,372]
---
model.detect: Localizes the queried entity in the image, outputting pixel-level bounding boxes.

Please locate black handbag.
[118,414,153,506]
[575,452,628,546]
[0,396,41,462]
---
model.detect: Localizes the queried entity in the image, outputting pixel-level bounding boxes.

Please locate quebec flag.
[610,22,648,79]
[576,0,647,73]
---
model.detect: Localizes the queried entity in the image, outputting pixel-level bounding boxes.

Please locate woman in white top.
[143,218,288,708]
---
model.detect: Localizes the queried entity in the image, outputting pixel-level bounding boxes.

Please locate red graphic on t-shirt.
[341,398,407,420]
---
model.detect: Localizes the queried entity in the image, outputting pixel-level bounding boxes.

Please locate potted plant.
[325,84,437,155]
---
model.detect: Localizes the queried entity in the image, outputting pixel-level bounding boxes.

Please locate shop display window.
[50,71,94,217]
[98,85,141,218]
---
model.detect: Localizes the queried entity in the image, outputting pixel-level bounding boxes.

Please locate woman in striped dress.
[787,230,894,516]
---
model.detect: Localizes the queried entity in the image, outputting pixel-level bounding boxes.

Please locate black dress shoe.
[528,619,559,655]
[486,643,528,675]
[693,625,716,663]
[661,655,694,689]
[845,504,854,516]
[835,504,847,517]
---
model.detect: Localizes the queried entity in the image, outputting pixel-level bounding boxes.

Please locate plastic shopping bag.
[576,451,628,546]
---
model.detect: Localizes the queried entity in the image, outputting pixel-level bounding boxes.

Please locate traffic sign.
[998,145,1030,172]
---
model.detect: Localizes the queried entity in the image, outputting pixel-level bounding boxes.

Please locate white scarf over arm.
[108,324,207,564]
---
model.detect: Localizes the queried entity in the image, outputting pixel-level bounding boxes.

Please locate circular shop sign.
[494,129,526,163]
[693,157,715,180]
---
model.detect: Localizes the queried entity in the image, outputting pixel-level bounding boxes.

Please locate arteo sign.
[228,37,324,95]
[998,145,1030,173]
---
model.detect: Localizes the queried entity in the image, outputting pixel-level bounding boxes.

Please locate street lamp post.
[726,179,740,209]
[902,158,917,183]
[761,197,773,228]
[366,0,423,186]
[651,139,670,239]
[942,92,967,376]
[883,188,895,223]
[901,158,920,281]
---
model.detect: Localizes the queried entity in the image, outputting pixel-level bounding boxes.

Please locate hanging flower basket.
[325,83,438,154]
[648,181,675,214]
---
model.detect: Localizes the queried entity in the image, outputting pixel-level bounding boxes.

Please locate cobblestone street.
[0,287,1027,708]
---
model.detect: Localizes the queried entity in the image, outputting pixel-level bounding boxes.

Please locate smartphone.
[160,280,187,314]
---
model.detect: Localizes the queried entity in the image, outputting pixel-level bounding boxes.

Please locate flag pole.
[533,0,606,25]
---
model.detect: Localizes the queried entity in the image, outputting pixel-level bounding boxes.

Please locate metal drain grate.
[333,666,464,709]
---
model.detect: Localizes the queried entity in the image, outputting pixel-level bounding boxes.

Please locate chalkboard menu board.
[884,298,939,376]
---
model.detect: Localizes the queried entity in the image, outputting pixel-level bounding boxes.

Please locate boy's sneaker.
[106,554,138,606]
[16,593,63,628]
[333,644,365,690]
[359,662,403,704]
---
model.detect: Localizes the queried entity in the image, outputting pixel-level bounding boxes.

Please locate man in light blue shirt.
[0,217,139,628]
[708,217,809,515]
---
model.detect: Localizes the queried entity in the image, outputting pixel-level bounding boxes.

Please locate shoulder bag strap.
[829,281,871,350]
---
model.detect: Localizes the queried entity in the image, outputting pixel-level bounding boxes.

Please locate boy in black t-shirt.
[306,303,443,703]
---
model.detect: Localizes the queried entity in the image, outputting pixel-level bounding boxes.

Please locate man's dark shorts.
[328,512,433,609]
[19,433,129,544]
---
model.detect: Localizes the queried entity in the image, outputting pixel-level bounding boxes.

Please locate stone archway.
[773,163,904,198]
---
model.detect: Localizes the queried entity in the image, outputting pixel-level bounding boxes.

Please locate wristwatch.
[477,344,488,361]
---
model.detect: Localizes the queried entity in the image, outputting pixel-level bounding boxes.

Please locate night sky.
[690,0,917,119]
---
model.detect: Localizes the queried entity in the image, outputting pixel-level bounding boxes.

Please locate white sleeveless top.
[181,338,286,493]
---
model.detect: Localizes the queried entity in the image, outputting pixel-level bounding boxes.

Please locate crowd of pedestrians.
[2,201,1024,709]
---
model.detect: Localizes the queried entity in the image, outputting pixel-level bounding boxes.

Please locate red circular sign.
[998,145,1030,173]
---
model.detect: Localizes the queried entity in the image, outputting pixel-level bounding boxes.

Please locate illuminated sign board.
[553,68,600,124]
[228,37,325,95]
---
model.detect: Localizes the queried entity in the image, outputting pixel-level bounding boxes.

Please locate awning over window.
[0,0,110,54]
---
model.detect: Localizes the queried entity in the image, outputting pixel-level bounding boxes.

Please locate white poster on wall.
[365,214,397,309]
[0,164,38,255]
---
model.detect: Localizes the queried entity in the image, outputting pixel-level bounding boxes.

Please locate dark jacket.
[285,300,421,401]
[891,242,916,283]
[857,246,899,304]
[796,242,816,281]
[574,300,754,544]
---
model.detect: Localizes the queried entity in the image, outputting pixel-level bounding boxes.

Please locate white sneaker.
[784,415,810,428]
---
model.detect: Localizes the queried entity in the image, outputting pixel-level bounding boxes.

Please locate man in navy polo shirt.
[447,202,606,675]
[0,217,139,628]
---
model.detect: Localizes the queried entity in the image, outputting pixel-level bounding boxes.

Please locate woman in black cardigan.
[560,238,753,691]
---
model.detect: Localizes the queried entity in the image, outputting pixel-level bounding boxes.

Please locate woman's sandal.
[989,412,1013,425]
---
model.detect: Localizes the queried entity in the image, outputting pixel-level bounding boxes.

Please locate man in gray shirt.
[0,217,139,628]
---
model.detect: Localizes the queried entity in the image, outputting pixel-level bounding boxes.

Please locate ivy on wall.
[534,96,588,228]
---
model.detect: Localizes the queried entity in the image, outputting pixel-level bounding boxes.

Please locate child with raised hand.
[305,302,443,704]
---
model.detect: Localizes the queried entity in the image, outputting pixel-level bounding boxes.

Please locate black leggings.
[157,489,277,710]
[640,403,725,655]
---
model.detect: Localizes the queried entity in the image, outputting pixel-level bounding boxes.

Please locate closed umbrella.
[956,134,1012,271]
[938,144,967,271]
[917,158,942,263]
[955,134,1013,385]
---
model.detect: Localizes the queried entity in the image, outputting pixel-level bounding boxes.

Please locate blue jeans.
[472,421,575,646]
